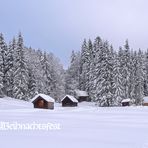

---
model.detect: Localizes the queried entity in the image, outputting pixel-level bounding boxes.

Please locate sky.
[1,0,148,68]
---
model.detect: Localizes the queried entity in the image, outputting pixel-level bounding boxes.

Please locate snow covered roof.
[31,94,55,103]
[61,95,78,103]
[143,97,148,103]
[75,90,89,97]
[121,99,131,103]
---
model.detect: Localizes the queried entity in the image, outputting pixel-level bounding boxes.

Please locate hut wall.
[122,102,130,106]
[143,103,148,106]
[34,98,46,109]
[33,96,54,109]
[47,102,54,109]
[78,96,87,102]
[78,96,90,102]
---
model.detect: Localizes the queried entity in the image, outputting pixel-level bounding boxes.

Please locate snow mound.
[0,97,33,110]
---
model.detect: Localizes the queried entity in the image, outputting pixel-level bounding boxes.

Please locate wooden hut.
[31,94,54,109]
[121,99,131,106]
[61,95,78,107]
[75,89,89,102]
[143,97,148,106]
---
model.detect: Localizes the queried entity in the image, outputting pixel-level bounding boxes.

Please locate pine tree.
[89,37,102,101]
[0,33,9,96]
[51,56,65,101]
[13,33,29,100]
[134,49,144,105]
[120,40,131,99]
[6,38,16,97]
[113,52,124,105]
[85,39,93,100]
[88,38,99,101]
[95,41,114,106]
[79,39,88,91]
[144,49,148,96]
[41,52,52,95]
[28,68,36,99]
[65,51,80,95]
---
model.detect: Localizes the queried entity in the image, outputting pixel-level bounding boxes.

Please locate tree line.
[65,37,148,106]
[1,33,147,106]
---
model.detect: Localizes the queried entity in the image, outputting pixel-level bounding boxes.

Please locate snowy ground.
[0,97,148,148]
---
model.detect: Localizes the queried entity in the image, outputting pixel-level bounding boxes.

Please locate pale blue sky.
[1,0,148,68]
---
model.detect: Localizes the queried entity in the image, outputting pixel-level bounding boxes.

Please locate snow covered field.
[0,98,148,148]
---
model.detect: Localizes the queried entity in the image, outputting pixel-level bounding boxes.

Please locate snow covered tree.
[79,39,96,101]
[40,52,52,95]
[79,39,88,91]
[89,37,102,101]
[120,40,131,99]
[27,67,36,99]
[95,41,114,106]
[88,38,100,101]
[65,50,80,95]
[113,52,124,105]
[85,39,93,94]
[143,49,148,96]
[13,33,29,100]
[6,38,16,97]
[50,55,65,101]
[0,33,6,96]
[133,50,144,105]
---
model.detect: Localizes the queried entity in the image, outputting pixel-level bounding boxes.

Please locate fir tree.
[65,51,80,95]
[6,38,16,97]
[13,33,29,100]
[113,52,124,105]
[0,33,8,96]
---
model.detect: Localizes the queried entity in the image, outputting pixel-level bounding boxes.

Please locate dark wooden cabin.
[121,99,131,106]
[61,95,78,107]
[75,90,89,102]
[31,94,54,109]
